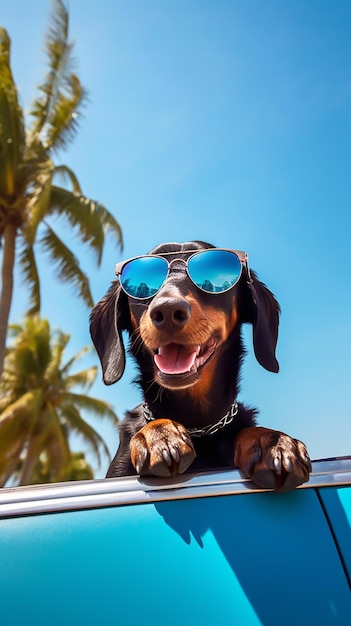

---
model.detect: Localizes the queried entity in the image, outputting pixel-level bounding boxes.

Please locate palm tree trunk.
[0,221,17,376]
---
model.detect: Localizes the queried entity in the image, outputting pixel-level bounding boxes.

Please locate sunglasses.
[115,248,249,300]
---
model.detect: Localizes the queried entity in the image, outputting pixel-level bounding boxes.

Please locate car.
[1,457,350,625]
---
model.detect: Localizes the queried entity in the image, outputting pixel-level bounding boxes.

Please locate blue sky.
[2,0,351,476]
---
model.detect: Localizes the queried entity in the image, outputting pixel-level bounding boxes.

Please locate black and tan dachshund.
[90,240,311,491]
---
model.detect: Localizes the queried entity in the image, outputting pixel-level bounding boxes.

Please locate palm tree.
[0,316,118,487]
[23,452,95,485]
[0,0,122,375]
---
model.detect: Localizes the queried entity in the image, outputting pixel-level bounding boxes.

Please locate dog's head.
[90,241,280,389]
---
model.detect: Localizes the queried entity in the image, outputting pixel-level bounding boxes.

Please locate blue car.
[1,457,350,625]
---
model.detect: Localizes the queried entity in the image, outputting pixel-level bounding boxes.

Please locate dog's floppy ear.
[90,281,131,385]
[241,271,280,373]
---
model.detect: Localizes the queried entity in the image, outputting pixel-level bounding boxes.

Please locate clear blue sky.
[2,0,351,476]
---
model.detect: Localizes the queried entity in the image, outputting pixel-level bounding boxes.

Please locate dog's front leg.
[130,420,196,477]
[234,426,312,491]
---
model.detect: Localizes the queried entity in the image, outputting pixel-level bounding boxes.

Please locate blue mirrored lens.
[120,257,168,299]
[188,250,242,293]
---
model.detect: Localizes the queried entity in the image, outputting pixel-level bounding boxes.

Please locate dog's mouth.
[153,337,217,387]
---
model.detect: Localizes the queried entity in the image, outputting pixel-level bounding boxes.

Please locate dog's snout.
[149,297,191,333]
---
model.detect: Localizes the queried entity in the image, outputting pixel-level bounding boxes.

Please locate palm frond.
[62,391,119,424]
[53,164,82,194]
[94,202,124,255]
[28,0,70,134]
[48,185,123,262]
[0,28,15,91]
[0,28,26,198]
[0,402,29,451]
[3,317,51,382]
[17,242,41,314]
[6,323,23,337]
[0,389,42,428]
[3,345,38,389]
[44,328,70,383]
[24,166,54,245]
[41,402,71,474]
[59,403,110,466]
[44,74,87,151]
[39,222,94,307]
[28,0,88,152]
[0,393,15,412]
[60,344,91,374]
[64,367,98,391]
[18,402,69,485]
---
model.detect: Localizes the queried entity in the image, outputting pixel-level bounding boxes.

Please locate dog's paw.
[130,419,196,477]
[234,426,312,491]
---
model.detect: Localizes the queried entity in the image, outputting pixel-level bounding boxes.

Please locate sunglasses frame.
[115,248,250,299]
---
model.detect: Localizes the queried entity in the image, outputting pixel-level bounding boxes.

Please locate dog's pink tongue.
[155,343,198,374]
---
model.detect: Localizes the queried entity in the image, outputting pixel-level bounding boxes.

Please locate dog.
[90,240,311,491]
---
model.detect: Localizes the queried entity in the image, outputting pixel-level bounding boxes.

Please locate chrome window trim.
[1,458,350,519]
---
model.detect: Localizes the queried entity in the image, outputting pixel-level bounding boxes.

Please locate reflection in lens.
[121,257,168,298]
[188,250,241,293]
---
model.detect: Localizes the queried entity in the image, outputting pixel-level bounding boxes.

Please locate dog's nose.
[149,297,191,333]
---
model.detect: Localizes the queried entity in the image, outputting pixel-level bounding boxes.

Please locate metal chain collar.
[142,401,238,437]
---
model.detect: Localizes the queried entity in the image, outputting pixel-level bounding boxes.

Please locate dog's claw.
[162,446,181,466]
[169,446,180,463]
[284,456,293,473]
[273,457,281,474]
[181,433,193,447]
[162,449,172,466]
